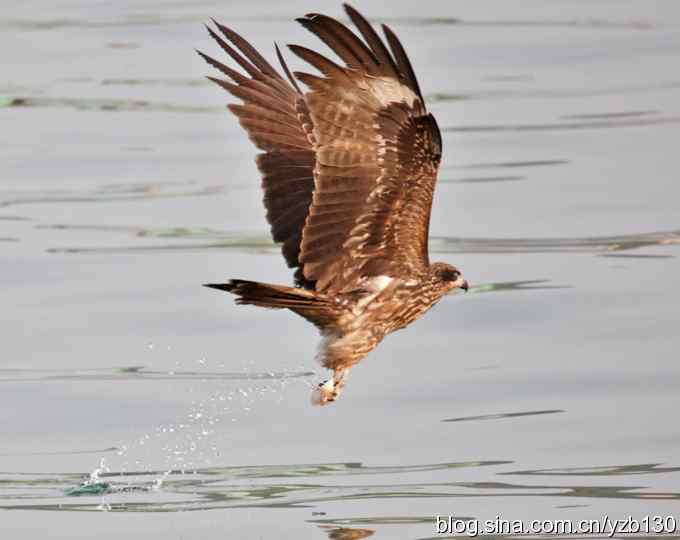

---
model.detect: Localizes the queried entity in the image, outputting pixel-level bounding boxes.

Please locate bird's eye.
[445,270,459,281]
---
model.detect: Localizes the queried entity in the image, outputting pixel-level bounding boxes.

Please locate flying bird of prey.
[199,4,468,405]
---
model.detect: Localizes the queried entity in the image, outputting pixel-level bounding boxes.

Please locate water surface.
[2,1,680,538]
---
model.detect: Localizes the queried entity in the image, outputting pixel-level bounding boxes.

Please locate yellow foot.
[311,378,339,406]
[311,369,348,406]
[312,369,348,405]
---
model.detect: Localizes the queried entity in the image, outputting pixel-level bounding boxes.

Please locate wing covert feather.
[200,6,442,294]
[292,7,442,292]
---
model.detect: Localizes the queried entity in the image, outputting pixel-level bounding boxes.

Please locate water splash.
[89,458,110,483]
[152,470,172,491]
[106,350,314,486]
[65,458,111,496]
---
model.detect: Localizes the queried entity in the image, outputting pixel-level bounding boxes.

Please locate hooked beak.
[460,280,469,292]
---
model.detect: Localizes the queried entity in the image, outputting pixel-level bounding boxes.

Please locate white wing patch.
[361,76,418,108]
[354,275,394,310]
[369,275,394,291]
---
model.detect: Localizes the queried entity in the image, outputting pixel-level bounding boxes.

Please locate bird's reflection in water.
[319,525,375,540]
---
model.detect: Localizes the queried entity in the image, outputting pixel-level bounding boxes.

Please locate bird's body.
[200,4,468,404]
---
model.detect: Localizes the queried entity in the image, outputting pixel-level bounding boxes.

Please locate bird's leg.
[311,369,349,406]
[333,368,348,395]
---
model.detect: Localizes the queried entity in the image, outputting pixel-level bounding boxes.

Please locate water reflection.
[318,526,374,540]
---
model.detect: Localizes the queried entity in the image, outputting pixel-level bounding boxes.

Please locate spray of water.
[79,342,313,503]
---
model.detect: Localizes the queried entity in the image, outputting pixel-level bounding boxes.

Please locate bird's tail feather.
[204,279,338,328]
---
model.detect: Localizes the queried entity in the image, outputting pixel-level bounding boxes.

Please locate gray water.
[2,1,680,538]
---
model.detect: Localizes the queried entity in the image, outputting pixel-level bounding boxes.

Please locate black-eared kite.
[199,4,469,405]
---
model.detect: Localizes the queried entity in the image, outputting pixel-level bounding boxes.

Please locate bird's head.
[432,262,469,294]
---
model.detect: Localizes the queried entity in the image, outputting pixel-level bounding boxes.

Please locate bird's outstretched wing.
[199,6,442,295]
[198,22,317,283]
[291,5,443,293]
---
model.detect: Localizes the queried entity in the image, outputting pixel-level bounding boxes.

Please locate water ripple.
[0,15,655,32]
[442,409,565,423]
[445,159,568,170]
[443,116,680,133]
[440,175,526,184]
[429,81,680,103]
[500,463,680,477]
[43,227,680,256]
[0,181,224,209]
[0,448,119,457]
[0,367,313,384]
[2,96,221,114]
[100,78,209,87]
[561,110,658,121]
[1,458,679,513]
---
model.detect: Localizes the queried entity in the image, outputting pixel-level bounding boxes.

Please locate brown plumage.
[199,4,468,405]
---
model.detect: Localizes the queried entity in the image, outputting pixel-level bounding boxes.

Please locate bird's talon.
[311,377,341,406]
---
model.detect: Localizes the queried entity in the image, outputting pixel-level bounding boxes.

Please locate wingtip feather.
[203,282,235,292]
